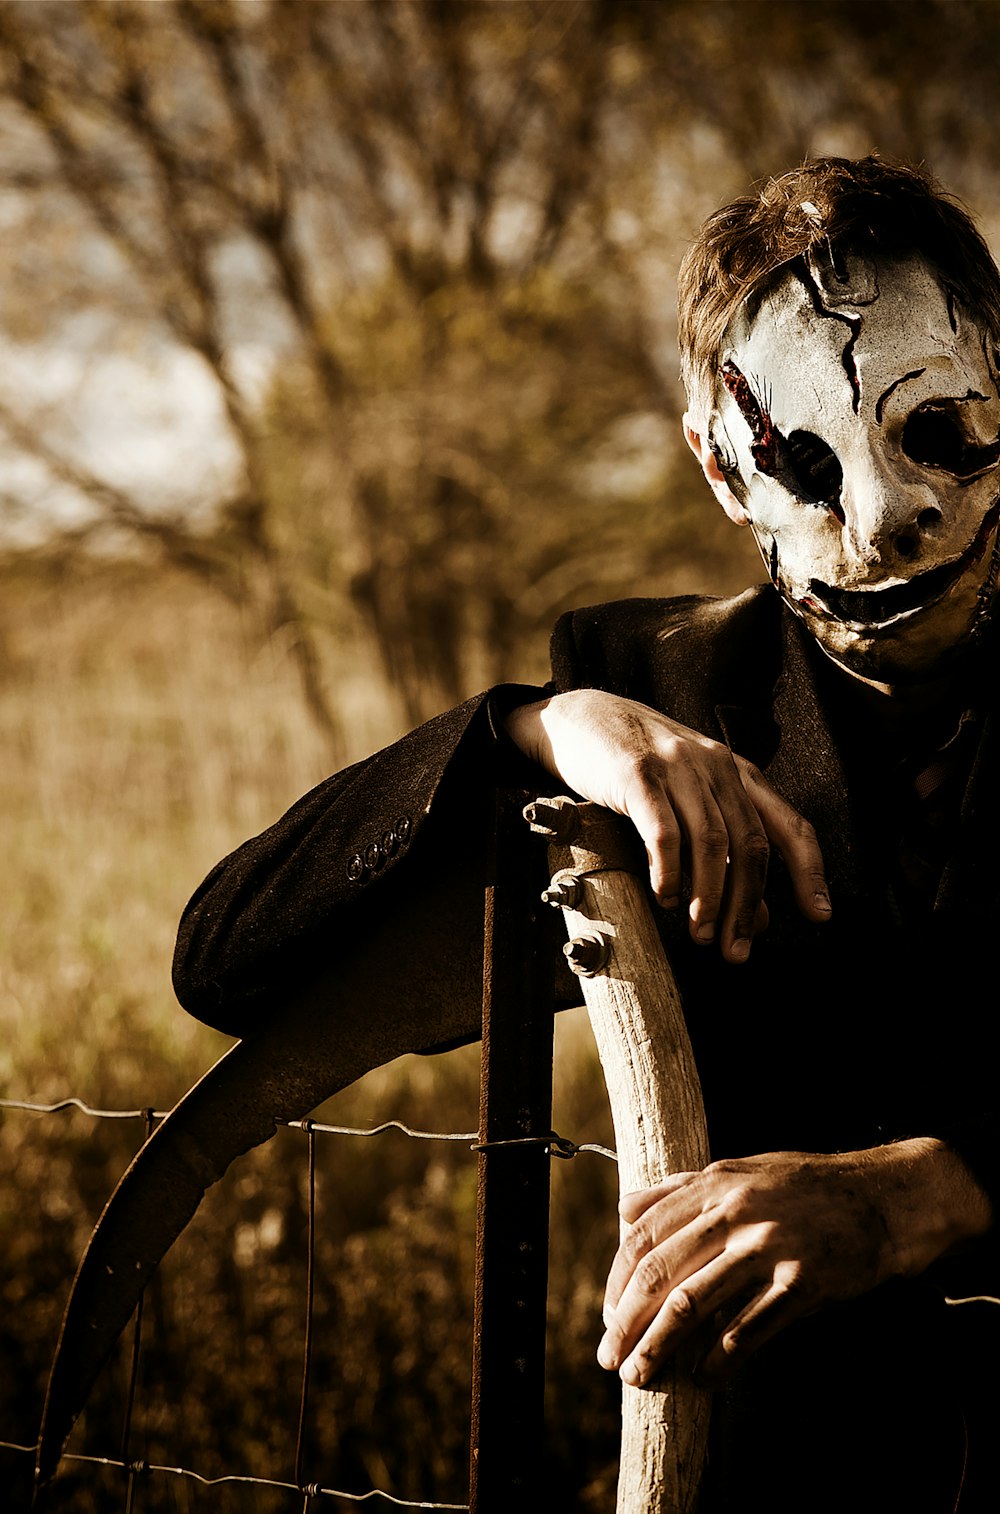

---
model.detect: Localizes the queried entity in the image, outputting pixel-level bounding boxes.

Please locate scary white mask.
[708,248,1000,681]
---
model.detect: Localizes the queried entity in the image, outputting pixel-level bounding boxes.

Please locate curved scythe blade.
[36,871,488,1488]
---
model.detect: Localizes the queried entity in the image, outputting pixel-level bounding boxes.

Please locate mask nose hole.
[895,507,942,561]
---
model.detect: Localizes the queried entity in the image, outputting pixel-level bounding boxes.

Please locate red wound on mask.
[721,360,777,473]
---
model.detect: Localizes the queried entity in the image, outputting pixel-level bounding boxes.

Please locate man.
[175,157,1000,1509]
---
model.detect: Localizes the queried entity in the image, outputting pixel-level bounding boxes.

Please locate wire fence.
[0,1092,616,1512]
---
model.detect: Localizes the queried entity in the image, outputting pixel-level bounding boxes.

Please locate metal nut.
[541,870,583,909]
[522,795,580,843]
[563,933,610,977]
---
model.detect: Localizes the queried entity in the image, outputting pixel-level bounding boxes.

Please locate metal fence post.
[469,788,555,1513]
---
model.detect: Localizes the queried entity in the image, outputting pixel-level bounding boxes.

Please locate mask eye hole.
[785,430,843,509]
[902,400,1000,478]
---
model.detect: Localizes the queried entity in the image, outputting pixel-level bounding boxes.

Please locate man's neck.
[815,640,981,716]
[811,637,985,756]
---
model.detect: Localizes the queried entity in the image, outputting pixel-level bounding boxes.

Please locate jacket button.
[395,815,411,844]
[364,840,384,872]
[347,854,364,882]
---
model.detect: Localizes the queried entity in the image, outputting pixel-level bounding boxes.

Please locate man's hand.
[597,1139,993,1388]
[504,689,830,963]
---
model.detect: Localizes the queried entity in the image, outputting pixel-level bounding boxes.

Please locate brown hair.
[678,155,1000,424]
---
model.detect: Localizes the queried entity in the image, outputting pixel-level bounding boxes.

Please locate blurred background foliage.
[3,0,1000,1508]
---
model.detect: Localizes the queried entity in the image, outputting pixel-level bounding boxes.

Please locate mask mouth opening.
[807,496,1000,627]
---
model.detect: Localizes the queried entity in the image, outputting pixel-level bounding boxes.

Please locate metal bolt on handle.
[522,796,580,843]
[541,870,583,909]
[563,933,610,977]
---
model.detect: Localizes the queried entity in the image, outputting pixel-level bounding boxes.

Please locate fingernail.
[659,895,680,910]
[597,1334,620,1370]
[695,922,715,944]
[814,891,832,914]
[620,1360,641,1387]
[730,938,750,963]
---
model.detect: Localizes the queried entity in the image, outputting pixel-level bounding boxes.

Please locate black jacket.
[173,584,1000,1509]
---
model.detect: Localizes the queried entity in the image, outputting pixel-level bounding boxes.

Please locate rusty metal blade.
[35,1021,343,1484]
[36,876,488,1488]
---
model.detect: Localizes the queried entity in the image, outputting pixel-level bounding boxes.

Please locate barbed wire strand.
[285,1117,478,1142]
[0,1099,617,1160]
[0,1097,169,1120]
[473,1132,617,1161]
[0,1443,469,1509]
[0,1094,615,1508]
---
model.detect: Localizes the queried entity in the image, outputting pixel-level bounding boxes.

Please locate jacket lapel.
[936,699,1000,920]
[718,610,860,902]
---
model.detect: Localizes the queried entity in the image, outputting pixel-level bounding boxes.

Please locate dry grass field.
[0,553,620,1511]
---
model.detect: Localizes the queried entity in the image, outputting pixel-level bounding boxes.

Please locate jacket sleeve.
[173,684,549,1039]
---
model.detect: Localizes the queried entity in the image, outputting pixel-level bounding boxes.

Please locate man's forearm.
[868,1136,994,1277]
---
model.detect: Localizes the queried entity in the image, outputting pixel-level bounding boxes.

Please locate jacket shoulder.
[550,585,781,732]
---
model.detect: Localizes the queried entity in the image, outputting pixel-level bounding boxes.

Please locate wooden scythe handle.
[526,795,711,1514]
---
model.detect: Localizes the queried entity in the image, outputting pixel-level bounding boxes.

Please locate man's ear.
[683,416,748,526]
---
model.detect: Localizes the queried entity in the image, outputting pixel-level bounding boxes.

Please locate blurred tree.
[0,0,682,748]
[0,0,998,748]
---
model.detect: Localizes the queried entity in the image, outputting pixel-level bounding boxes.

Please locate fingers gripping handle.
[526,796,711,1514]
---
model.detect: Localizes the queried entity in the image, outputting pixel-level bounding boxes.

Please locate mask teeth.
[810,533,985,626]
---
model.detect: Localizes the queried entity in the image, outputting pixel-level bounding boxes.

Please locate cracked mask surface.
[710,249,1000,680]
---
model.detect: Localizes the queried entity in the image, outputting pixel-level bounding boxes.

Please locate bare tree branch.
[0,396,240,585]
[0,13,193,339]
